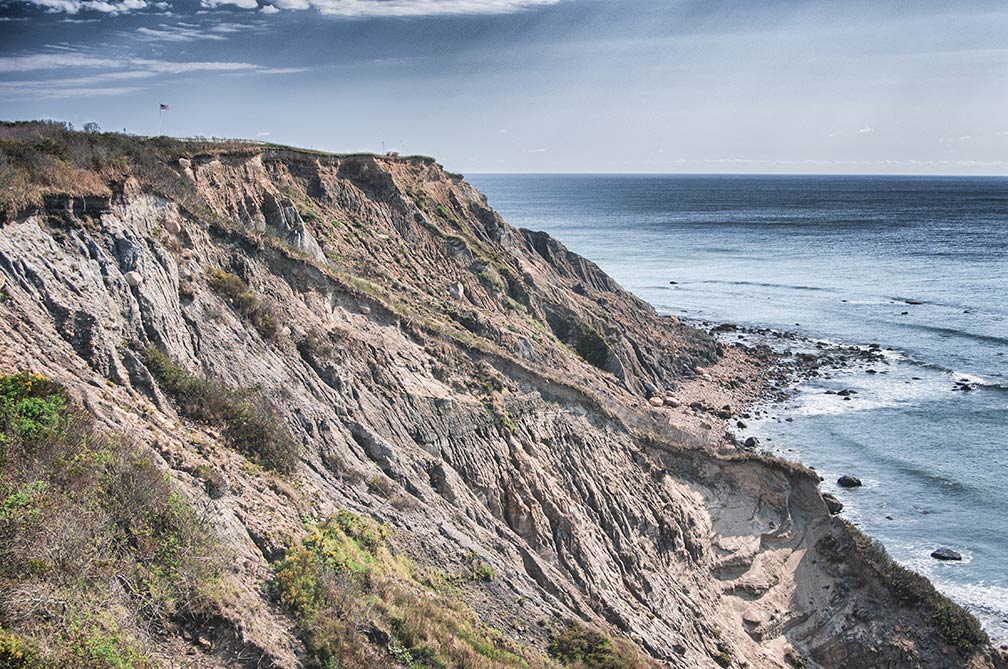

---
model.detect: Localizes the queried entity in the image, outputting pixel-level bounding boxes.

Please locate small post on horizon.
[159,103,169,135]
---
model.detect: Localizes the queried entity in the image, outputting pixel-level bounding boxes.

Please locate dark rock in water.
[866,369,877,374]
[825,390,836,395]
[837,389,853,397]
[736,420,747,429]
[743,437,759,450]
[822,493,844,514]
[900,311,909,315]
[931,548,962,561]
[905,299,924,305]
[837,475,863,488]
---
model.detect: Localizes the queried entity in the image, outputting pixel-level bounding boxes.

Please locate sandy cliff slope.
[0,122,1003,668]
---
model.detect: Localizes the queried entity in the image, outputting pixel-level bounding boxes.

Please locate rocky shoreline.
[694,319,1008,651]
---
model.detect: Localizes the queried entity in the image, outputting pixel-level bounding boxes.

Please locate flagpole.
[159,105,163,135]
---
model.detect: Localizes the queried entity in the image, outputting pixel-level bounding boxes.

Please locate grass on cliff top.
[0,120,243,222]
[143,347,298,474]
[817,524,989,654]
[0,120,438,224]
[0,371,226,668]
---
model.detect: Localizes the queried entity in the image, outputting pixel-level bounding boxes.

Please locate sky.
[2,0,1008,174]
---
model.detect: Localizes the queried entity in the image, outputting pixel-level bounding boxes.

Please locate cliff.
[0,121,1002,669]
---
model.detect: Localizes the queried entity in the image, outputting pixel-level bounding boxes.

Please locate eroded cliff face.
[0,126,1002,668]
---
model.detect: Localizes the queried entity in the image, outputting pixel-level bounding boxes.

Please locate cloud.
[0,67,156,98]
[258,66,310,74]
[137,24,227,41]
[209,21,254,32]
[857,126,875,134]
[201,0,559,15]
[524,147,547,153]
[26,0,148,13]
[257,131,271,137]
[135,21,255,41]
[0,49,310,100]
[18,0,558,14]
[0,52,266,73]
[200,0,258,9]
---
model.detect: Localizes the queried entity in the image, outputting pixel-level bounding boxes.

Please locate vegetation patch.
[0,371,226,667]
[544,311,612,371]
[547,622,659,669]
[0,121,234,224]
[816,526,988,653]
[475,264,505,293]
[272,512,553,669]
[143,347,298,473]
[463,551,494,583]
[206,268,280,339]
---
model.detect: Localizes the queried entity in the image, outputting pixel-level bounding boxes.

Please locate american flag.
[159,103,169,111]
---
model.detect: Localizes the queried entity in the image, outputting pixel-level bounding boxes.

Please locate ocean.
[468,173,1008,643]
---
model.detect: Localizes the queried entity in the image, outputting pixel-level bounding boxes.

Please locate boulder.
[743,437,759,450]
[163,218,182,234]
[931,548,962,561]
[648,396,665,408]
[123,270,143,287]
[837,475,862,488]
[822,493,844,514]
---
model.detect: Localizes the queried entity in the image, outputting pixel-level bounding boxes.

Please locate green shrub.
[463,551,494,583]
[0,627,38,668]
[0,371,225,667]
[816,528,988,653]
[476,265,505,293]
[143,347,298,473]
[0,372,68,444]
[548,622,657,669]
[544,313,611,371]
[272,514,554,669]
[206,269,280,339]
